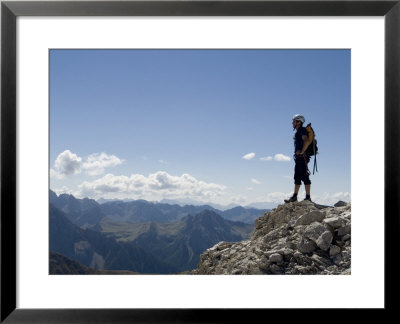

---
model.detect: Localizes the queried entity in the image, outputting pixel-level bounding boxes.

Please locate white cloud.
[313,192,351,206]
[274,154,291,162]
[52,186,75,196]
[229,194,250,205]
[82,152,124,176]
[251,178,262,185]
[74,171,227,201]
[50,150,123,179]
[242,152,255,160]
[50,150,82,179]
[50,168,64,180]
[260,154,291,162]
[263,192,290,203]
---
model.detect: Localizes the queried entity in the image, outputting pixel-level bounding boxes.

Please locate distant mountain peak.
[195,209,224,219]
[183,209,222,221]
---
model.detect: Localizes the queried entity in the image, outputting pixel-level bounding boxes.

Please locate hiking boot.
[284,195,297,203]
[303,197,312,202]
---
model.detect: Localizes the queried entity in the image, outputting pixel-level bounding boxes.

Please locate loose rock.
[329,245,341,257]
[192,201,351,275]
[269,253,283,263]
[295,210,325,226]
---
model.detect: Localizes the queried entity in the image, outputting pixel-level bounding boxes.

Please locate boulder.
[323,216,345,229]
[269,253,283,263]
[294,210,325,226]
[329,245,341,257]
[337,225,351,236]
[304,222,326,242]
[297,238,317,253]
[342,234,351,241]
[316,231,333,251]
[334,201,348,207]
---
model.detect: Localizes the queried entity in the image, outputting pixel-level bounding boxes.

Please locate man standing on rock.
[285,114,312,203]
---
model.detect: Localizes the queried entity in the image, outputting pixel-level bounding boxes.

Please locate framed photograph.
[1,0,399,321]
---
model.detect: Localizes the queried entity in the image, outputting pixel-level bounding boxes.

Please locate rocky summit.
[192,201,351,275]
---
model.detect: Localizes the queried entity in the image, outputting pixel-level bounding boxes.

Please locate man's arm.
[299,134,309,155]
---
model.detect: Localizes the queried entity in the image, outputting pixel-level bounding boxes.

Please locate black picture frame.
[1,0,399,322]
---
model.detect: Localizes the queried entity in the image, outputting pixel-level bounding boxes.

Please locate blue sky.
[50,49,350,208]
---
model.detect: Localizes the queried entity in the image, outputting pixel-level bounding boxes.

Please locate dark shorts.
[294,155,311,185]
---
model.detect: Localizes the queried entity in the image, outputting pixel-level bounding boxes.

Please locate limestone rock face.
[192,201,351,275]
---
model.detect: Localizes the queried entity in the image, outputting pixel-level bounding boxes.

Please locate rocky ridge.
[192,200,351,275]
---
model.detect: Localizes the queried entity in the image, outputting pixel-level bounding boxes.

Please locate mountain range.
[49,190,268,226]
[99,210,253,271]
[50,205,178,274]
[49,190,259,274]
